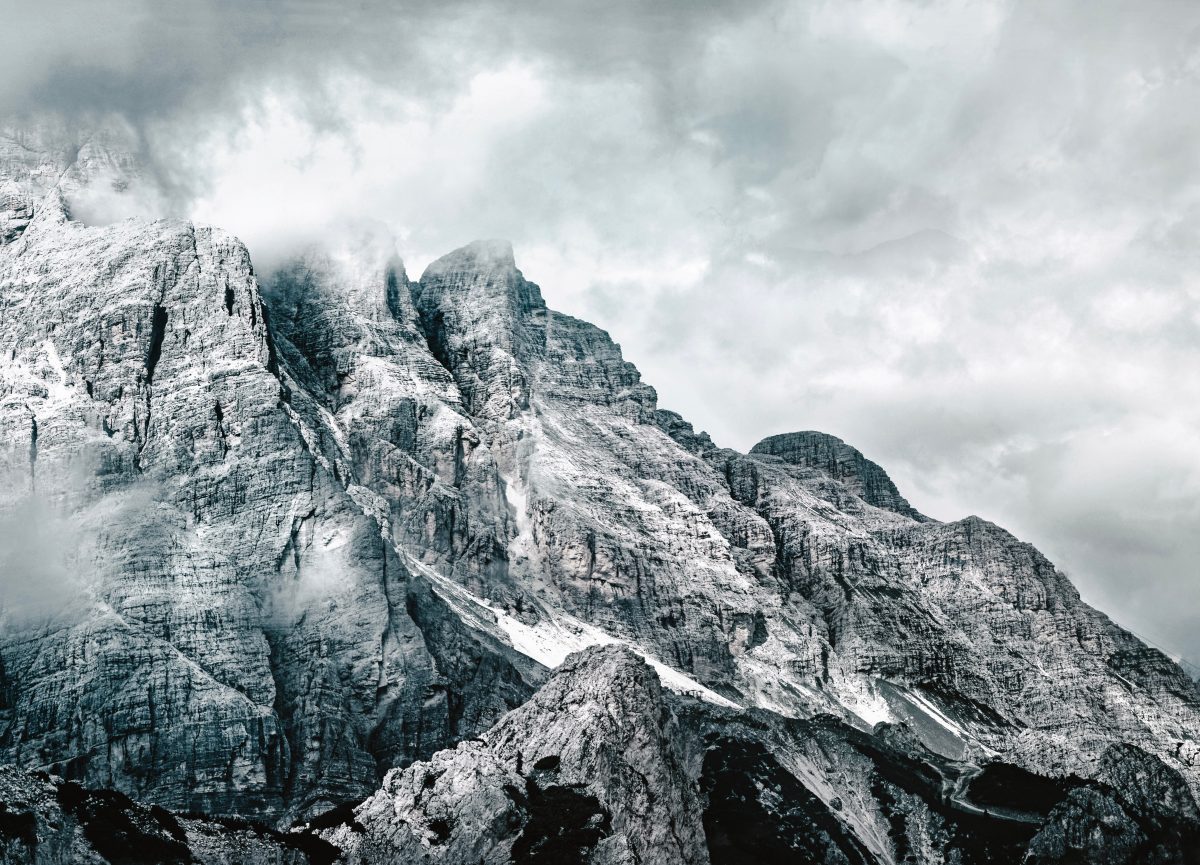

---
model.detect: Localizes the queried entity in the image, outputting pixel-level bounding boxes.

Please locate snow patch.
[834,680,895,729]
[903,687,971,739]
[41,340,71,403]
[496,607,742,709]
[402,548,741,709]
[0,341,75,406]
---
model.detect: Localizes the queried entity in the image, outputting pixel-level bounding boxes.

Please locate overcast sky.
[3,0,1199,666]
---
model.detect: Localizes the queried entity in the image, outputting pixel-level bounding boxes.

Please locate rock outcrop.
[750,430,927,520]
[324,645,708,865]
[0,765,338,864]
[1,119,1199,862]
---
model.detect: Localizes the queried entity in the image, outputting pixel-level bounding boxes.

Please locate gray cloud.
[0,0,760,121]
[0,486,85,628]
[0,458,174,631]
[4,0,1200,665]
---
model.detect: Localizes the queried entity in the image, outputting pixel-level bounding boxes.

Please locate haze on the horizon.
[2,0,1199,667]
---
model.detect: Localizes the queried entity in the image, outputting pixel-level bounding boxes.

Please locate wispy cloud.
[0,489,83,627]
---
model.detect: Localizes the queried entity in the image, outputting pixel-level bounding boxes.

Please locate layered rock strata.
[1,121,1198,862]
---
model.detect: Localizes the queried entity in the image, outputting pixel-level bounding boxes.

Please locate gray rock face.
[0,131,536,823]
[750,430,927,520]
[2,120,1200,862]
[326,646,708,865]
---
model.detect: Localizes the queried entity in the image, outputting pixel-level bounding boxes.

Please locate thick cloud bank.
[3,0,1199,666]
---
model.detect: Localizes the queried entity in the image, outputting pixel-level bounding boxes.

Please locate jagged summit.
[1,115,141,174]
[0,116,154,235]
[422,237,517,275]
[416,238,546,325]
[327,644,709,865]
[751,429,928,520]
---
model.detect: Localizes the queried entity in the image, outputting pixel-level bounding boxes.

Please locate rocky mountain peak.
[1,115,159,244]
[417,238,546,321]
[411,239,548,421]
[491,644,665,738]
[424,237,518,273]
[4,117,1200,863]
[326,646,709,865]
[750,429,927,520]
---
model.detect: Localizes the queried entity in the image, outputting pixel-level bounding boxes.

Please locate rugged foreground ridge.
[4,647,1197,863]
[1,120,1199,863]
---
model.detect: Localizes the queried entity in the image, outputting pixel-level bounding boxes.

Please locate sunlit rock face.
[749,430,928,520]
[316,648,1200,865]
[2,121,1199,862]
[324,646,710,865]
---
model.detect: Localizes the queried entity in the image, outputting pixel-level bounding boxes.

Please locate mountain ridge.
[1,119,1198,864]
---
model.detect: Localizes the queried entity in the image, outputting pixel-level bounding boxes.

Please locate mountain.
[1,120,1198,864]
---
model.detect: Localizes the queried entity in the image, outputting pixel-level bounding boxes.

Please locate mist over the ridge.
[3,0,1200,665]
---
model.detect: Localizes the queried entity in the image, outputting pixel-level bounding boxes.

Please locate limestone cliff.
[1,120,1198,863]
